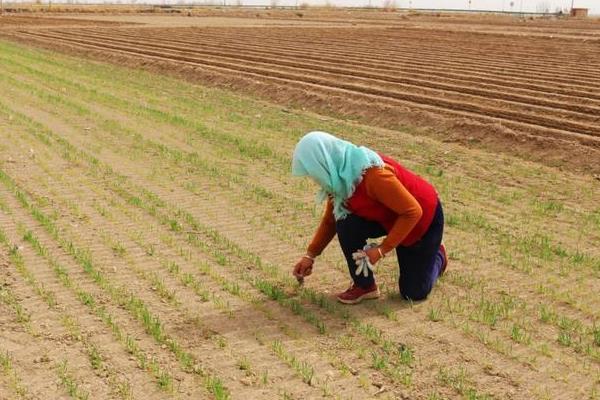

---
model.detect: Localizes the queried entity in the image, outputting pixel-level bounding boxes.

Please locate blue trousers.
[336,202,445,301]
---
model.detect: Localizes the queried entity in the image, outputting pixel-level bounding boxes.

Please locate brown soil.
[2,10,600,174]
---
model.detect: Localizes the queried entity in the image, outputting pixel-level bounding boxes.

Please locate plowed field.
[2,12,600,172]
[0,11,599,400]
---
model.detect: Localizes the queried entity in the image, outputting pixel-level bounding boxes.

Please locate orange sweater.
[307,165,423,257]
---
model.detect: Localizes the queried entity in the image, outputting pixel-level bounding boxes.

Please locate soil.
[1,10,599,173]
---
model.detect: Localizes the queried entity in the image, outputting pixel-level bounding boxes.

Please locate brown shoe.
[336,283,380,305]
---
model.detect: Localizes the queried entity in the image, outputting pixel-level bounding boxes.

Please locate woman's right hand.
[293,256,314,280]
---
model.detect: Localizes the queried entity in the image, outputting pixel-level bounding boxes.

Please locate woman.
[291,131,447,304]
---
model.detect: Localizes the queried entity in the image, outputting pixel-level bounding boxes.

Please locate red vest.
[346,154,439,246]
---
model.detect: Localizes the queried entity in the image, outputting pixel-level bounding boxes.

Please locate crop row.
[71,27,600,110]
[0,81,501,399]
[2,44,596,362]
[0,168,232,398]
[2,61,596,374]
[0,225,137,398]
[2,42,596,398]
[15,29,600,145]
[4,48,596,323]
[5,114,421,398]
[0,87,580,400]
[0,40,597,249]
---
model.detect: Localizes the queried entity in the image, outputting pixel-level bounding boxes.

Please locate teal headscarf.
[292,131,383,220]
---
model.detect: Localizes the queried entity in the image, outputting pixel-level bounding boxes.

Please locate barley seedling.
[58,360,89,400]
[0,353,12,374]
[0,350,29,398]
[593,326,600,347]
[427,392,444,400]
[336,361,352,377]
[558,331,572,347]
[94,203,110,218]
[539,305,555,323]
[358,374,370,390]
[88,345,102,370]
[145,244,155,256]
[390,366,413,387]
[261,369,269,386]
[446,214,459,227]
[297,361,315,386]
[539,343,552,357]
[256,281,326,334]
[557,315,579,332]
[2,228,56,307]
[146,271,176,305]
[225,281,241,296]
[181,272,194,286]
[0,280,31,325]
[168,219,182,232]
[157,370,173,391]
[216,254,227,266]
[113,379,133,400]
[272,340,284,358]
[380,340,393,355]
[206,376,228,400]
[377,303,397,320]
[357,347,366,360]
[125,335,136,355]
[424,165,444,177]
[398,344,414,366]
[0,197,10,214]
[371,351,388,370]
[571,251,586,265]
[79,292,95,306]
[510,324,530,345]
[428,307,443,322]
[321,384,333,397]
[359,323,382,344]
[271,340,315,385]
[216,336,227,349]
[256,280,285,302]
[438,367,492,399]
[238,357,251,373]
[165,260,180,274]
[299,288,341,317]
[532,199,564,216]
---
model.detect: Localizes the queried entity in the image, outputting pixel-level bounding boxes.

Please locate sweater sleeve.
[307,198,336,257]
[364,166,423,254]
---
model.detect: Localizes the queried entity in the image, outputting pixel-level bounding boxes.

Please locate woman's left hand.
[364,246,384,265]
